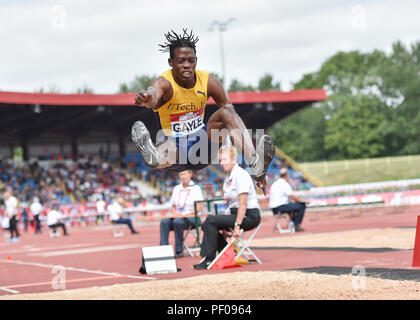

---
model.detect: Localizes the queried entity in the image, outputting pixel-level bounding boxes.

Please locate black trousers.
[9,216,20,239]
[34,214,42,233]
[272,202,306,226]
[48,223,68,235]
[200,208,260,259]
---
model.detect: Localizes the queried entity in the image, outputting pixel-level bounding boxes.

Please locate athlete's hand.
[134,90,155,109]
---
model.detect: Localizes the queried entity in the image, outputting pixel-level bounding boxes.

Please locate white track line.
[5,275,125,290]
[0,287,20,294]
[0,259,155,280]
[0,243,98,255]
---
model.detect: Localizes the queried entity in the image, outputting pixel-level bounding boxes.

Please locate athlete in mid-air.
[131,29,274,193]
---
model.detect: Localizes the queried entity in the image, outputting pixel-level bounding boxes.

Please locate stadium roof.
[0,89,326,106]
[0,89,327,159]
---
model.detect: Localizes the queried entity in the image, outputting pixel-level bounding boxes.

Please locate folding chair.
[273,212,296,234]
[183,224,201,257]
[232,224,262,264]
[208,223,262,268]
[111,221,124,237]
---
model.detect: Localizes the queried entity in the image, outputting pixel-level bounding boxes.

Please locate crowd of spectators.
[0,155,167,211]
[0,150,311,229]
[265,157,312,192]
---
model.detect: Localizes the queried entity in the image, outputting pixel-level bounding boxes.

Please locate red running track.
[0,206,419,296]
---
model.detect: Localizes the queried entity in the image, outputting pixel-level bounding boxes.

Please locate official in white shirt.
[108,197,139,234]
[30,197,43,234]
[4,189,20,242]
[269,167,309,232]
[47,204,68,236]
[160,170,204,258]
[95,196,107,225]
[194,146,261,270]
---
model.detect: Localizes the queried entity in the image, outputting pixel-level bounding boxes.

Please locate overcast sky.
[1,0,419,94]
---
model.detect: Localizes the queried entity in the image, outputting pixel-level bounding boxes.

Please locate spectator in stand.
[269,167,309,232]
[108,197,139,235]
[96,194,107,225]
[4,189,20,242]
[160,170,204,258]
[30,196,43,234]
[21,204,30,232]
[47,203,68,236]
[78,202,87,226]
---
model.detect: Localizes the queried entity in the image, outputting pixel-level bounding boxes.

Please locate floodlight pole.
[208,18,235,87]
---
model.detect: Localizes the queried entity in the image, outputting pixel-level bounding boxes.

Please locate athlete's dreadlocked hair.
[159,29,199,59]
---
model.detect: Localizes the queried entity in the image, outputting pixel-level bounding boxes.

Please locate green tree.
[119,75,156,93]
[270,49,393,161]
[228,79,255,92]
[258,73,281,91]
[76,85,94,94]
[324,95,388,159]
[379,41,420,155]
[36,84,61,93]
[270,105,326,161]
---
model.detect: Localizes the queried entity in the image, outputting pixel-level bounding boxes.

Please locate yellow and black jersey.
[154,69,210,137]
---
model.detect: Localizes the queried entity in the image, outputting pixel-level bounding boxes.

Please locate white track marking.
[5,275,124,290]
[27,243,142,257]
[0,287,20,294]
[0,243,98,255]
[0,259,155,280]
[25,243,99,252]
[126,275,150,279]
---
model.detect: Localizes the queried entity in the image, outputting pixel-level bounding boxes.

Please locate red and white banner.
[306,189,420,208]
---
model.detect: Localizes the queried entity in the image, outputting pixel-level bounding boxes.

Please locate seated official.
[160,170,204,258]
[108,197,139,234]
[193,146,261,270]
[30,197,43,234]
[4,189,20,242]
[269,167,309,232]
[47,204,69,236]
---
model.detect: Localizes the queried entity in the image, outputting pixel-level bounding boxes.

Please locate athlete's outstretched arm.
[134,77,173,110]
[207,75,256,165]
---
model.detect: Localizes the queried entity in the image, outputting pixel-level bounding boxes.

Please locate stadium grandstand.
[0,89,327,226]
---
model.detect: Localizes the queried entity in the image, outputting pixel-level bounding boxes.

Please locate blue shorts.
[157,125,221,172]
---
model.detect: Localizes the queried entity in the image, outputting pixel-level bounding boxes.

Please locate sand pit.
[250,227,416,249]
[1,270,419,300]
[1,227,418,300]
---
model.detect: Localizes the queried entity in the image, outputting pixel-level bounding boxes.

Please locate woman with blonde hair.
[193,145,260,270]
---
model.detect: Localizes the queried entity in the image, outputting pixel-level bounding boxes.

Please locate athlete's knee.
[156,140,178,166]
[219,104,236,120]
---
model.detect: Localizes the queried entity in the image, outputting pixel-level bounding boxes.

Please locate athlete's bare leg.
[206,105,274,193]
[206,105,255,161]
[155,139,178,168]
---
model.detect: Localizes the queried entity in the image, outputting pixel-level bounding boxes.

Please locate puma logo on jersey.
[197,90,206,97]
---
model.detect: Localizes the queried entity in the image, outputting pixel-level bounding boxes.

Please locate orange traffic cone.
[210,242,241,270]
[413,216,420,267]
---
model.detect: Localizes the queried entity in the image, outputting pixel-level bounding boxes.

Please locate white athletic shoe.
[131,121,159,168]
[249,135,275,189]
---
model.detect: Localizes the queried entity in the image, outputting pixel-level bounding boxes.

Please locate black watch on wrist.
[234,222,241,228]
